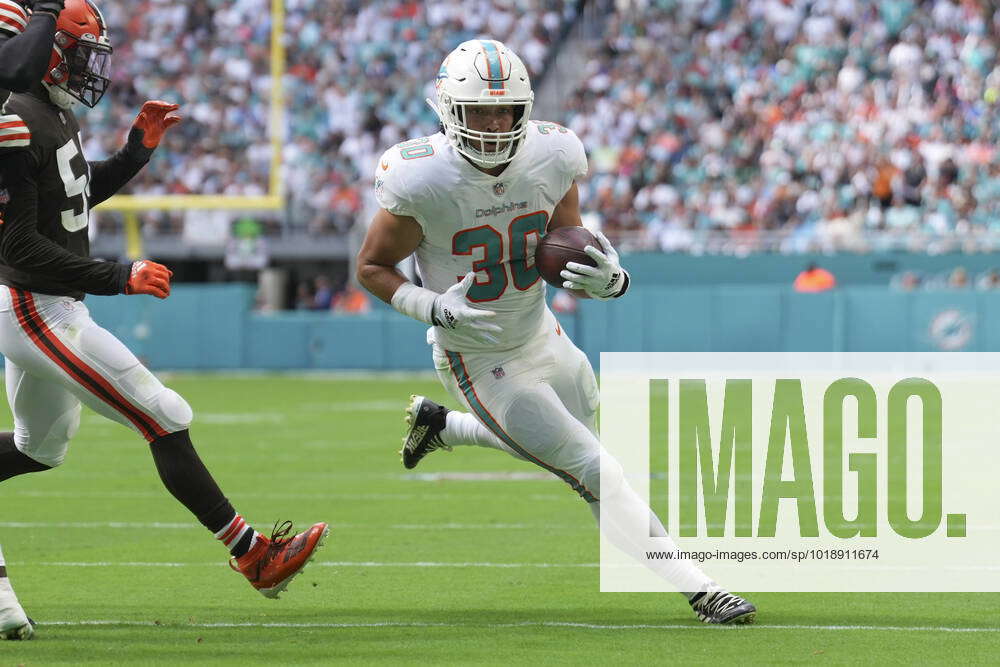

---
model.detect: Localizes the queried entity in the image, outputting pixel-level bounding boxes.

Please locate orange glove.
[132,101,182,149]
[125,260,172,299]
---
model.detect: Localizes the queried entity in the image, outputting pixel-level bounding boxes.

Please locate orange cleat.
[230,521,330,598]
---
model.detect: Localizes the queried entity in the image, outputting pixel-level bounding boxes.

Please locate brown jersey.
[0,86,152,298]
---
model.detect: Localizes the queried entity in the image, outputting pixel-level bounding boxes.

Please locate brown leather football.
[534,226,599,287]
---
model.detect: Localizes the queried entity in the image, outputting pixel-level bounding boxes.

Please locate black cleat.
[689,589,756,624]
[401,395,451,469]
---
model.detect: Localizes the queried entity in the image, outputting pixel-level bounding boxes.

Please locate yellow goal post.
[94,0,287,258]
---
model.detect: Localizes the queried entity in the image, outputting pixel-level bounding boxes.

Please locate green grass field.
[1,374,997,665]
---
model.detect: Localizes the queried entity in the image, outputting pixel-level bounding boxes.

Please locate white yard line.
[36,619,1000,633]
[0,521,195,529]
[0,521,555,531]
[15,559,1000,577]
[401,472,555,482]
[9,490,476,500]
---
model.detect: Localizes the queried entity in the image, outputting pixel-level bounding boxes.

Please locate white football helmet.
[428,39,534,168]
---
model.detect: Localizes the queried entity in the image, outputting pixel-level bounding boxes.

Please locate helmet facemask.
[43,0,113,109]
[435,95,532,168]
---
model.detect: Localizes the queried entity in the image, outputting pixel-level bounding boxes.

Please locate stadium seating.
[564,0,1000,253]
[84,0,578,239]
[81,0,1000,261]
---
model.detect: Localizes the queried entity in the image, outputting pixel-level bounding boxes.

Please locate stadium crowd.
[83,0,577,239]
[565,0,1000,253]
[80,0,1000,257]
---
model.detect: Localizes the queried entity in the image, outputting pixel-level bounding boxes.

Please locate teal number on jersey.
[400,144,434,159]
[452,225,507,302]
[398,137,434,160]
[535,123,568,135]
[509,211,548,290]
[451,211,548,301]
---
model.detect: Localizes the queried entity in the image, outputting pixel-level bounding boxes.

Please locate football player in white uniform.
[357,39,755,624]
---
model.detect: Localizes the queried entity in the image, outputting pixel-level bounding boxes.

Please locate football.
[534,226,599,287]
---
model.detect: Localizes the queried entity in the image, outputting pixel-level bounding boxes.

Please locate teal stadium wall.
[80,279,995,371]
[624,251,1000,285]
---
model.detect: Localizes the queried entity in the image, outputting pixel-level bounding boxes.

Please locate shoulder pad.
[529,121,587,180]
[0,113,30,150]
[374,135,443,216]
[0,1,28,36]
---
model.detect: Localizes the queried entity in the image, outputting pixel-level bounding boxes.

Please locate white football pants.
[0,287,192,467]
[433,307,714,594]
[434,308,602,500]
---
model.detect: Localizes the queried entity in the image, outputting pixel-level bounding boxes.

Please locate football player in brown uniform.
[0,1,330,640]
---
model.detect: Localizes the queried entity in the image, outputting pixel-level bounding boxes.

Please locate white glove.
[560,231,629,300]
[432,272,502,344]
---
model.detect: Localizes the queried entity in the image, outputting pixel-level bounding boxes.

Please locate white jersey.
[375,120,588,353]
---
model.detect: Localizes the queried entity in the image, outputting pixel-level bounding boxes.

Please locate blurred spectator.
[892,270,923,291]
[793,262,837,292]
[891,265,1000,290]
[295,280,314,310]
[948,266,969,289]
[331,284,372,314]
[312,275,334,310]
[977,268,1000,290]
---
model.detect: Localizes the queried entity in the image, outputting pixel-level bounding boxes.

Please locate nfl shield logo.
[491,366,505,379]
[493,182,505,197]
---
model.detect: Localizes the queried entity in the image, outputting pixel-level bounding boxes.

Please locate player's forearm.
[0,196,131,294]
[0,205,130,295]
[356,260,409,305]
[0,12,56,93]
[87,128,155,206]
[0,231,130,295]
[358,260,441,325]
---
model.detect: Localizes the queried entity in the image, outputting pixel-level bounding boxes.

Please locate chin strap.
[41,82,78,110]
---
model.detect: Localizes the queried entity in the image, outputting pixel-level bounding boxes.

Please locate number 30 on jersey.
[452,211,548,302]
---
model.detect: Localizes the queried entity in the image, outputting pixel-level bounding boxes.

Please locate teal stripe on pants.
[446,350,597,502]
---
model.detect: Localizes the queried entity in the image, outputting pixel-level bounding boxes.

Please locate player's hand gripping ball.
[534,226,599,288]
[536,227,628,300]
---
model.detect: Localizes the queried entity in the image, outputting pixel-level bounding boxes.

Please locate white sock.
[441,411,507,451]
[0,545,29,628]
[589,486,715,600]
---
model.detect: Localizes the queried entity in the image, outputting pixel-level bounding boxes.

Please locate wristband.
[390,281,437,326]
[613,270,630,298]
